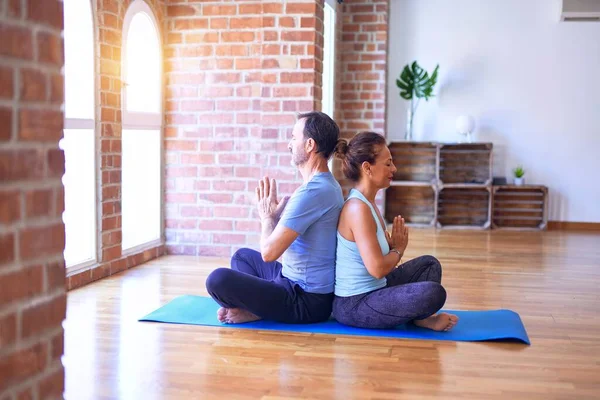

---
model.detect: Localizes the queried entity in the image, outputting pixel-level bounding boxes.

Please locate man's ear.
[305,137,316,153]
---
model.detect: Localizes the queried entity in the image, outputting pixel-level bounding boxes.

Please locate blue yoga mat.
[139,295,530,345]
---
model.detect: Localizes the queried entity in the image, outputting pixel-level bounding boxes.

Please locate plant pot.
[514,177,525,186]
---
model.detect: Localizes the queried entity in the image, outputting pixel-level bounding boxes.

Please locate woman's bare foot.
[217,307,228,323]
[414,313,459,332]
[222,308,261,324]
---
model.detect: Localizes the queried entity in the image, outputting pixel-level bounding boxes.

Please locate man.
[206,111,344,324]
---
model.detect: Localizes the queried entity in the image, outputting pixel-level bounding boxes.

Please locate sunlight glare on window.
[122,129,161,250]
[62,0,96,269]
[60,130,96,266]
[322,2,336,119]
[121,2,163,252]
[125,13,161,113]
[64,0,94,120]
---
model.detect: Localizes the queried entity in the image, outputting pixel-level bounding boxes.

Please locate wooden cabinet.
[437,187,491,229]
[385,185,436,226]
[385,141,548,230]
[385,142,492,229]
[492,185,548,230]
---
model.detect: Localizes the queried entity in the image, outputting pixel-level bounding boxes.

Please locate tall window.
[61,0,96,271]
[323,0,336,119]
[121,0,162,252]
[323,0,336,171]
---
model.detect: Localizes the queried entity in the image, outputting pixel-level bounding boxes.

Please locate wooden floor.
[63,229,600,400]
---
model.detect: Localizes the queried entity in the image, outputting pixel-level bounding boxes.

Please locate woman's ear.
[361,161,372,177]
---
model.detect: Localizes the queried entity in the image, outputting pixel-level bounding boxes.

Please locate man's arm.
[260,217,299,262]
[256,177,297,262]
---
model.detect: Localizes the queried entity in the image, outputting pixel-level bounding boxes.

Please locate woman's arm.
[341,200,402,279]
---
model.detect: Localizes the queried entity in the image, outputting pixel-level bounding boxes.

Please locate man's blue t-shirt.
[278,172,344,294]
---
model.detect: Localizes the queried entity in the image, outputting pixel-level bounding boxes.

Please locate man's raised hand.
[256,177,289,221]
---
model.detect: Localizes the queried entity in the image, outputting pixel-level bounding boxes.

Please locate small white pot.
[514,177,525,186]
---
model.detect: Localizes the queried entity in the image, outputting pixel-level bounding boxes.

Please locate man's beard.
[291,149,309,167]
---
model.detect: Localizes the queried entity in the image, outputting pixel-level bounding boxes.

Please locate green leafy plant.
[396,61,439,139]
[396,61,439,102]
[513,166,525,178]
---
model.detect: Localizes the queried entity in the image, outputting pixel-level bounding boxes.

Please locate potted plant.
[513,166,525,186]
[396,61,439,141]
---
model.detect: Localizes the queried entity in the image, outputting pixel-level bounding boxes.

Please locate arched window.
[121,0,163,251]
[61,0,96,271]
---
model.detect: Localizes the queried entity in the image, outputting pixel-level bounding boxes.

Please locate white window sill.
[65,240,163,278]
[66,258,97,277]
[122,238,163,257]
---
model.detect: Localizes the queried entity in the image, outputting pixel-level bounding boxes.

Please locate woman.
[332,132,458,331]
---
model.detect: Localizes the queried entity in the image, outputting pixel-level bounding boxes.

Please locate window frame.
[122,0,163,129]
[63,0,99,275]
[121,0,165,255]
[323,0,337,171]
[322,0,336,119]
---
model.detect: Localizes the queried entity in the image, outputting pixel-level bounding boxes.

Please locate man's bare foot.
[414,313,459,332]
[223,308,261,324]
[217,307,228,323]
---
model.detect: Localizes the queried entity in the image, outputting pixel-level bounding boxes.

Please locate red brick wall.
[0,1,66,398]
[67,0,168,290]
[165,1,325,257]
[338,0,388,136]
[335,0,389,205]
